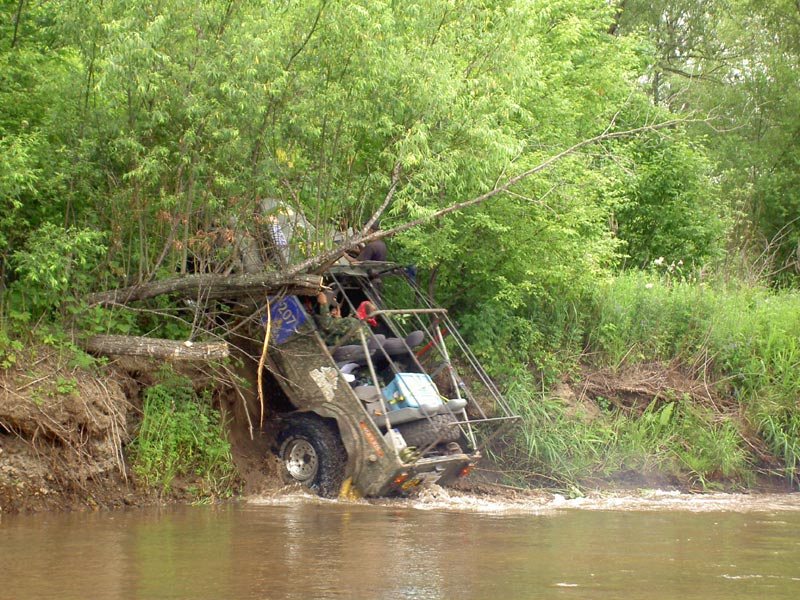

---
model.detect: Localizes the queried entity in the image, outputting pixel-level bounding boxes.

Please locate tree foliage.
[613,133,728,268]
[5,0,790,341]
[0,1,662,314]
[613,0,800,284]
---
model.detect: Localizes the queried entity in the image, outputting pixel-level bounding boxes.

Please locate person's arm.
[316,292,335,331]
[343,246,364,263]
[344,239,376,263]
[354,244,376,262]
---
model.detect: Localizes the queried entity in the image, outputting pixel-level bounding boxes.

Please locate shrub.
[8,223,106,321]
[131,368,236,498]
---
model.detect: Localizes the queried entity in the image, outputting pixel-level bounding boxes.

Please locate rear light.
[393,472,409,485]
[457,464,474,478]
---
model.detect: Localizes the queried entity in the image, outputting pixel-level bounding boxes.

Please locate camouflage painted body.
[262,262,517,498]
[266,317,472,497]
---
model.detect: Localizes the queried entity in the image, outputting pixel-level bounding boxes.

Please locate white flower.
[654,257,665,266]
[645,283,654,289]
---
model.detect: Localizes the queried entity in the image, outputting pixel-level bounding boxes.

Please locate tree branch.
[11,0,25,49]
[86,271,322,306]
[287,116,701,274]
[83,335,229,361]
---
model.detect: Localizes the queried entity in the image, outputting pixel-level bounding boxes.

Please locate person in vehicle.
[315,292,375,346]
[345,220,386,262]
[356,299,378,327]
[266,214,289,267]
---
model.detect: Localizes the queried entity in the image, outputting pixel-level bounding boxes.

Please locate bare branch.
[287,116,702,274]
[285,0,327,71]
[86,272,322,306]
[83,335,229,361]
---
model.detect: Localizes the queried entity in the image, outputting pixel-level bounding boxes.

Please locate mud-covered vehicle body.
[262,261,518,497]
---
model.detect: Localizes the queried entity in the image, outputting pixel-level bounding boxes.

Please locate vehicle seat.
[354,385,381,403]
[330,344,373,364]
[405,330,425,348]
[366,334,386,351]
[381,330,425,356]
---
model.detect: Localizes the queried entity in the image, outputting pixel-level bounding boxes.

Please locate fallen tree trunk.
[85,272,322,306]
[83,335,230,361]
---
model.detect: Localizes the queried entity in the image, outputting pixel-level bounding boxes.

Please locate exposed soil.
[0,349,139,513]
[0,350,785,515]
[575,361,735,415]
[0,346,305,514]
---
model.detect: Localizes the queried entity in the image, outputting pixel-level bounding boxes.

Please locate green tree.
[612,0,800,285]
[1,0,706,347]
[613,133,727,268]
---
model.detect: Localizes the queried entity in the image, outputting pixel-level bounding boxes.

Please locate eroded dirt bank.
[0,348,307,514]
[0,351,788,515]
[0,350,137,513]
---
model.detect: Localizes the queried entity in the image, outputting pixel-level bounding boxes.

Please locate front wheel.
[278,415,347,497]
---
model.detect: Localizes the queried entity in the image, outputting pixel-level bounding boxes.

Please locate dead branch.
[85,271,322,306]
[83,335,230,361]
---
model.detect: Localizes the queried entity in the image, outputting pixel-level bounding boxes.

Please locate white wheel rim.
[284,439,318,483]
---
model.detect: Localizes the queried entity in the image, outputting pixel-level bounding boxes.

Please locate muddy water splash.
[3,489,800,599]
[255,485,800,514]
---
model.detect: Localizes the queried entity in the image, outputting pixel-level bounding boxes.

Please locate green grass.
[498,376,752,491]
[131,367,237,499]
[493,273,800,491]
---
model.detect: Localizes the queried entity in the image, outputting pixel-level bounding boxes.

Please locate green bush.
[504,272,800,487]
[131,368,236,498]
[7,223,106,322]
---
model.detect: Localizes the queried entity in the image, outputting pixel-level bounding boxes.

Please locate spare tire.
[278,415,347,497]
[396,413,460,448]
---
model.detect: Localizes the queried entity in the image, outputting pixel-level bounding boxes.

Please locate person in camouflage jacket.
[315,292,374,346]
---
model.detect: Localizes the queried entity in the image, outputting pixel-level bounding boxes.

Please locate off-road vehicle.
[260,260,518,497]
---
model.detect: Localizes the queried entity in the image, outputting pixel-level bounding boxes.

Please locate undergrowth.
[496,270,800,491]
[497,372,752,492]
[131,367,237,499]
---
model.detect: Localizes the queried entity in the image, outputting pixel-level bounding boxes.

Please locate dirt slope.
[0,350,138,512]
[0,350,286,514]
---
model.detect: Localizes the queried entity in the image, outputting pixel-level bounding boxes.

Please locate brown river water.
[2,489,800,599]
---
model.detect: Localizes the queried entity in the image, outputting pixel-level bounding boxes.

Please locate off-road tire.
[397,413,460,449]
[278,415,347,497]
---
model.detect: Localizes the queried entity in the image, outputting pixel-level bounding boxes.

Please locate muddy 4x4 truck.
[257,261,519,498]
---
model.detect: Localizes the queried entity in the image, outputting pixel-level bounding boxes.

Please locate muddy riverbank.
[0,349,790,515]
[0,346,295,513]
